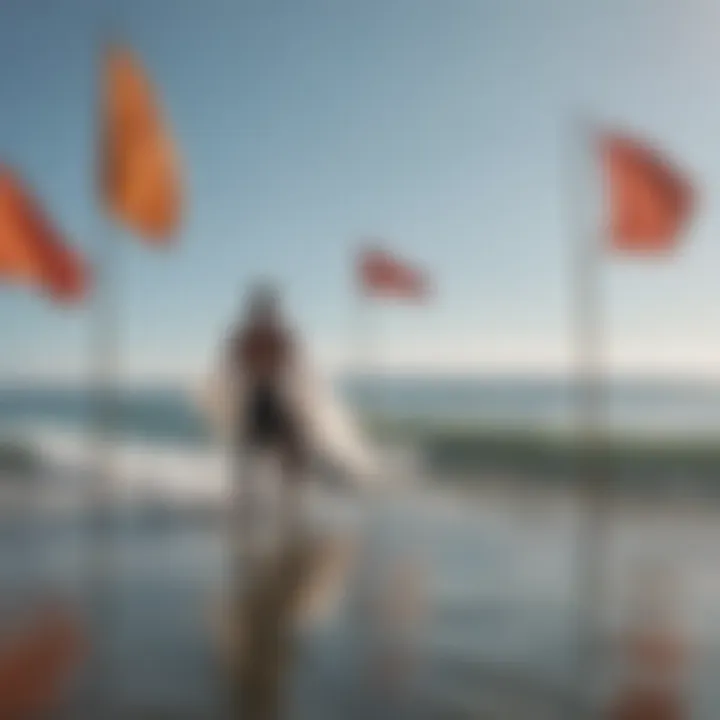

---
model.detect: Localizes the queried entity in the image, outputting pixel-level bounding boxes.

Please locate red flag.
[0,610,85,719]
[0,168,89,304]
[359,247,429,300]
[101,44,182,243]
[601,133,694,254]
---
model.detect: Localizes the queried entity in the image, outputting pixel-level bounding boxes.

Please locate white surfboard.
[196,351,379,488]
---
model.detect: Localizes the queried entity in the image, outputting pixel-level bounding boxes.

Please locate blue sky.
[2,0,720,382]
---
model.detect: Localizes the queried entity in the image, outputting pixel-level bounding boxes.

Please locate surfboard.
[195,351,379,488]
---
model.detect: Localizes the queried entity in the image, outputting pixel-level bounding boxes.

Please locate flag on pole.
[101,44,182,243]
[0,168,89,303]
[600,133,694,253]
[86,41,184,714]
[358,246,429,300]
[570,128,696,702]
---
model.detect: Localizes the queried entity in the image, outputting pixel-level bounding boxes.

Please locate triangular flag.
[359,246,429,300]
[0,168,89,304]
[101,44,182,242]
[601,133,694,254]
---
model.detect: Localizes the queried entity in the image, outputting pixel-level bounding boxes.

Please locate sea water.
[2,378,720,717]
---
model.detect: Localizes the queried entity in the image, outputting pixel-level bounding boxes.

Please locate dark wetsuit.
[231,324,298,452]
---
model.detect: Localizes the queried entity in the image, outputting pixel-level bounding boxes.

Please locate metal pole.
[86,39,119,716]
[570,119,607,718]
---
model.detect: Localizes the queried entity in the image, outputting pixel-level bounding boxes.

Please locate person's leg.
[231,440,259,540]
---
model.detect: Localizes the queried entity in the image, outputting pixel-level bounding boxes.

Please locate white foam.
[6,423,229,504]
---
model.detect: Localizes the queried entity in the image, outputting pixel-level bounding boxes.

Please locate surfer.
[228,284,306,538]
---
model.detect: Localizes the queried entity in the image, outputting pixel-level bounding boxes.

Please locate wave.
[4,423,229,504]
[6,413,720,507]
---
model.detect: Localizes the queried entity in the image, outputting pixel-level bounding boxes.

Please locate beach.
[2,379,720,717]
[1,473,720,717]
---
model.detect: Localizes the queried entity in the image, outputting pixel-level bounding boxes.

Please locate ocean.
[4,376,720,492]
[2,377,720,717]
[3,376,720,447]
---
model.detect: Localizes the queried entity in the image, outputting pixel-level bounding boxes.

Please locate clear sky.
[2,0,720,383]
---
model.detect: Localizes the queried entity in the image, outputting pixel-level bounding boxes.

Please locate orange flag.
[601,133,694,254]
[0,168,89,304]
[101,44,182,243]
[359,247,430,300]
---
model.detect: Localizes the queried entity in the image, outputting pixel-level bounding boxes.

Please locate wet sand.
[2,475,720,717]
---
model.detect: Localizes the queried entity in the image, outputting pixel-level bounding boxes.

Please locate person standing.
[226,283,307,545]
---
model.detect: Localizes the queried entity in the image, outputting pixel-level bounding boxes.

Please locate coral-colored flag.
[0,610,85,719]
[601,133,694,253]
[101,44,182,243]
[359,247,429,300]
[0,168,89,303]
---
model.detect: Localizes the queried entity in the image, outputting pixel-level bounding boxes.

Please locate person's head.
[245,282,281,325]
